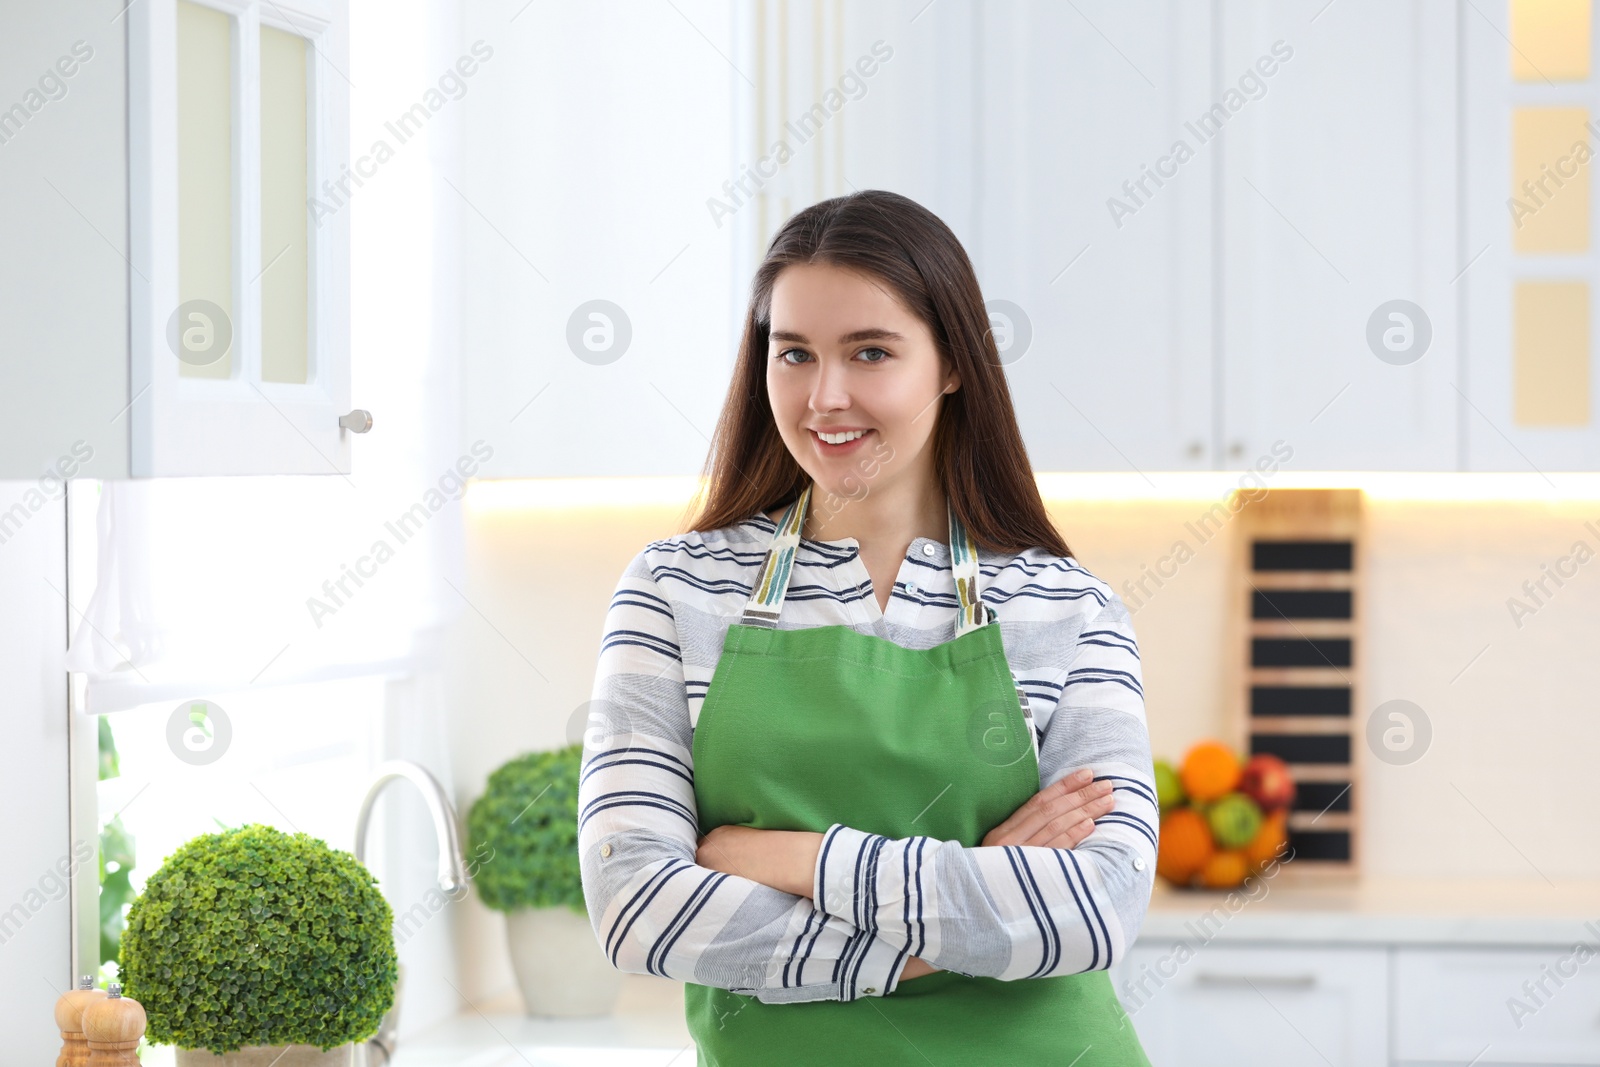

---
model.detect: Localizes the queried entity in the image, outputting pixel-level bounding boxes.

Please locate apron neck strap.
[741,482,990,635]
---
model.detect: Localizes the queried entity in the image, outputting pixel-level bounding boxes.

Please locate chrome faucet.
[354,759,469,892]
[352,760,470,1066]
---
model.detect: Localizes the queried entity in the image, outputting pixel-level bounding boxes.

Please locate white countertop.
[388,979,693,1067]
[1139,874,1600,947]
[130,981,694,1067]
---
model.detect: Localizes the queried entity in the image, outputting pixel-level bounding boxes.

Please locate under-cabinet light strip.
[463,471,1600,513]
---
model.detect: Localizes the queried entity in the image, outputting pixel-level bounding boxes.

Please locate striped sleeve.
[577,548,908,1002]
[810,591,1159,980]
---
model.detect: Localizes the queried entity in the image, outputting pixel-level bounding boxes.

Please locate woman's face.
[766,262,959,502]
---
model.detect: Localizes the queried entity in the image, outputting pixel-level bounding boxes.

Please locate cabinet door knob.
[339,409,373,433]
[1228,441,1245,458]
[1186,440,1204,459]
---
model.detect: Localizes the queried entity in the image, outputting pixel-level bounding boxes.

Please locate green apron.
[686,483,1151,1066]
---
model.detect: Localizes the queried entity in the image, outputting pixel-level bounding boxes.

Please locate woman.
[578,190,1156,1065]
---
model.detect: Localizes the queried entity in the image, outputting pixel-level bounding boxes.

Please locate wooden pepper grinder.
[81,983,144,1067]
[54,975,106,1067]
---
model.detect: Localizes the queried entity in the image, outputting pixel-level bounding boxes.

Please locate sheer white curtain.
[64,470,460,713]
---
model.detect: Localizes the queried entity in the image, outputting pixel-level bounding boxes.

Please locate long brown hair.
[682,189,1073,560]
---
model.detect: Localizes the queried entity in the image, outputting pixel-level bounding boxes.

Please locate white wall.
[0,486,72,1056]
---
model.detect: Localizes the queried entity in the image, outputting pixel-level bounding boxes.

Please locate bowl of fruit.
[1154,740,1296,889]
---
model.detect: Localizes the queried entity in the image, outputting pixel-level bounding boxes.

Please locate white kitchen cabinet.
[0,0,357,479]
[1217,0,1460,472]
[847,0,1468,476]
[962,1,1217,473]
[1112,943,1389,1066]
[0,6,131,481]
[776,0,1218,473]
[1395,947,1600,1066]
[460,1,1522,478]
[1460,2,1600,472]
[455,0,1216,478]
[454,0,1463,477]
[1125,879,1600,1066]
[455,1,738,479]
[846,0,1460,474]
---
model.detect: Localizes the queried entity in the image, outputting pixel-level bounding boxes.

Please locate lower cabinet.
[1111,944,1388,1066]
[1393,947,1600,1066]
[1113,942,1600,1066]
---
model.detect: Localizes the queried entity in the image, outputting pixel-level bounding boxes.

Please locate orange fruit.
[1181,740,1241,802]
[1156,808,1214,886]
[1245,809,1290,871]
[1198,849,1250,889]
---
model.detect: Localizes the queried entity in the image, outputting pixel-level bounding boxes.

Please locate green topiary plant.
[119,823,398,1052]
[467,743,585,913]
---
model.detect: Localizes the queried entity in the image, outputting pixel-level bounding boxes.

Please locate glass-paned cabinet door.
[1463,0,1600,470]
[130,0,353,474]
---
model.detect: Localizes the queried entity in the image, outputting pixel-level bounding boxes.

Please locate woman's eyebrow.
[770,328,906,344]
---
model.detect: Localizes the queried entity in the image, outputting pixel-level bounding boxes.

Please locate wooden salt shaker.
[54,975,106,1067]
[81,983,144,1067]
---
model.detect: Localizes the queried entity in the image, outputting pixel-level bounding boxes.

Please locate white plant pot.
[176,1045,352,1067]
[506,905,624,1017]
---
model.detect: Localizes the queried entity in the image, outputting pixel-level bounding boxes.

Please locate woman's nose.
[808,357,853,413]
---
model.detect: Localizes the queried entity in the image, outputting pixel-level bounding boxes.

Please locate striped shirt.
[577,510,1158,1003]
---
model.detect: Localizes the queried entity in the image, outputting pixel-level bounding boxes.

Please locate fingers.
[1033,791,1118,848]
[982,771,1122,848]
[985,768,1092,844]
[1005,771,1115,845]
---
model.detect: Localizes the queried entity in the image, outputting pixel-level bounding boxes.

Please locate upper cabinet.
[1218,0,1460,471]
[966,1,1217,473]
[0,5,131,481]
[856,0,1463,474]
[446,0,1598,476]
[131,0,356,475]
[10,1,1592,478]
[0,0,356,479]
[1462,0,1600,471]
[455,2,738,479]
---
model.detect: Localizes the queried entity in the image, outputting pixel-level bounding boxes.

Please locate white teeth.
[816,429,868,445]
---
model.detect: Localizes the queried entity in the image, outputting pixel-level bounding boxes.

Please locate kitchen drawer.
[1395,947,1600,1065]
[1111,943,1387,1066]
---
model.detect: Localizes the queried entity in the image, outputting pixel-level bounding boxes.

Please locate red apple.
[1238,754,1296,811]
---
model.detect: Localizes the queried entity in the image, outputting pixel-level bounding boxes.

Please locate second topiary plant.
[467,742,622,1016]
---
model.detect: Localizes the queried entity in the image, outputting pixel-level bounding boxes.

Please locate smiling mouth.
[811,428,874,447]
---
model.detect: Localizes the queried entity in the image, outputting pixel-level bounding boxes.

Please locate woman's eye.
[774,346,890,365]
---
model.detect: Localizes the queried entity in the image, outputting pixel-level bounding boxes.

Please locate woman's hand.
[695,824,767,881]
[981,767,1116,849]
[695,824,821,899]
[899,955,940,982]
